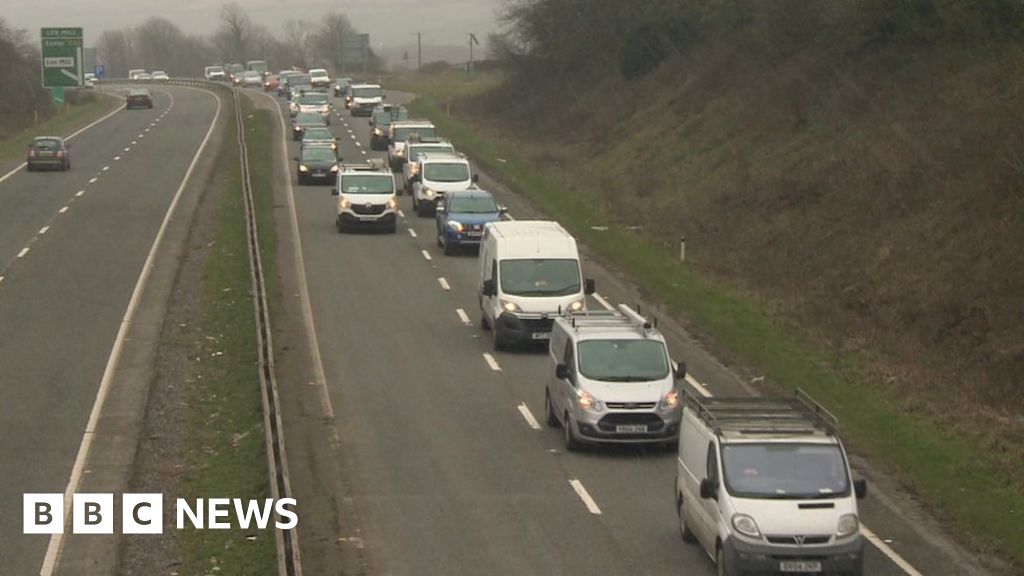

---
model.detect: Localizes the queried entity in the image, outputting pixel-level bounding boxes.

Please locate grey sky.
[6,0,506,50]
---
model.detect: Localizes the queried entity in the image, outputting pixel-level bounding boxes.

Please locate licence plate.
[531,332,550,340]
[616,425,648,433]
[779,561,821,573]
[312,173,326,178]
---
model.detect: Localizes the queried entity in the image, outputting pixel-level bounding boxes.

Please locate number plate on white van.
[779,561,821,573]
[531,332,550,340]
[616,425,647,433]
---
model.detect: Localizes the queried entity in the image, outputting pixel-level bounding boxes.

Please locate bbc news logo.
[24,494,297,534]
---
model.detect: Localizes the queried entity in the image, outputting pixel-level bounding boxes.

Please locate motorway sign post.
[94,64,105,79]
[40,27,84,88]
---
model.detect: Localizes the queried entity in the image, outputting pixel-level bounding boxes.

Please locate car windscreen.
[290,74,311,85]
[449,195,498,214]
[301,94,328,105]
[209,66,224,73]
[721,443,851,499]
[352,86,382,98]
[409,145,453,162]
[394,127,436,142]
[424,162,469,183]
[303,128,333,140]
[301,148,336,162]
[341,174,393,194]
[244,71,259,79]
[577,340,669,382]
[32,139,61,150]
[296,113,325,125]
[499,259,581,297]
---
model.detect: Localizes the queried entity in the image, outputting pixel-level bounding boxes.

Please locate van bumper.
[723,534,863,576]
[574,412,680,444]
[496,313,554,342]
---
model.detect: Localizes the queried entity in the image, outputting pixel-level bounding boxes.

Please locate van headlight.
[330,164,339,172]
[448,220,464,232]
[658,389,680,410]
[423,187,436,199]
[567,299,585,312]
[731,514,762,539]
[386,197,399,210]
[500,299,521,313]
[338,198,351,210]
[576,389,603,412]
[836,514,859,538]
[373,128,383,136]
[298,165,309,172]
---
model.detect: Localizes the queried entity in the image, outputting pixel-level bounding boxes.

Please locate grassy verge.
[178,92,277,574]
[406,81,1024,568]
[0,93,120,164]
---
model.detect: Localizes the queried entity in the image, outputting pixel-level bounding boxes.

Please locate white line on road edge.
[39,226,49,235]
[438,277,450,290]
[421,249,432,261]
[592,292,614,311]
[685,374,712,398]
[39,87,218,576]
[483,353,502,371]
[407,228,417,238]
[862,526,924,576]
[16,247,29,258]
[569,479,602,514]
[517,403,542,430]
[59,206,68,214]
[0,100,123,185]
[456,308,472,325]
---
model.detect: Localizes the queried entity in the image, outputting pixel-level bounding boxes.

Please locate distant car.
[309,68,331,88]
[83,72,96,89]
[227,63,245,84]
[205,65,226,81]
[333,77,353,97]
[301,127,339,153]
[151,70,169,82]
[285,73,312,98]
[135,72,152,82]
[277,71,301,97]
[294,92,331,124]
[294,145,338,185]
[347,83,384,116]
[291,111,327,141]
[128,69,146,81]
[26,136,70,172]
[403,139,455,193]
[388,120,437,170]
[369,105,409,151]
[410,152,477,216]
[263,74,280,92]
[435,189,505,255]
[125,88,154,109]
[241,70,262,87]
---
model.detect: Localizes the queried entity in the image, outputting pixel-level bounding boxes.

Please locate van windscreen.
[721,443,850,499]
[499,259,581,297]
[577,340,669,382]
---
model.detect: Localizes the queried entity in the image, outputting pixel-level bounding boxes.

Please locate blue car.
[435,189,505,255]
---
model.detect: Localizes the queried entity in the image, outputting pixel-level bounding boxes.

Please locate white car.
[347,83,384,117]
[409,153,477,216]
[387,120,437,170]
[331,160,399,233]
[402,139,454,194]
[309,68,331,89]
[204,65,226,81]
[151,70,169,82]
[241,70,262,87]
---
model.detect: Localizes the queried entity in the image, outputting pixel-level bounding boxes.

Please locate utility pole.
[417,32,422,71]
[468,33,479,77]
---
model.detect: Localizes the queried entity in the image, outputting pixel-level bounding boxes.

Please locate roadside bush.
[0,18,52,138]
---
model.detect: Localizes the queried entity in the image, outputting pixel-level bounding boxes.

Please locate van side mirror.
[853,478,867,499]
[555,363,570,380]
[498,205,508,214]
[482,279,496,297]
[674,362,687,380]
[584,278,596,295]
[330,188,339,196]
[472,174,479,183]
[699,478,718,500]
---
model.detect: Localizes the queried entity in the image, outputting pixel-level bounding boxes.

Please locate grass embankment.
[402,73,1023,569]
[177,94,278,574]
[0,93,120,165]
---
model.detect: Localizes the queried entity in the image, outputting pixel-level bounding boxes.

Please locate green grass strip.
[407,91,1024,568]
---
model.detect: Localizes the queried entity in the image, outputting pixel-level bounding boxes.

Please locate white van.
[545,305,685,450]
[676,391,866,576]
[478,221,595,350]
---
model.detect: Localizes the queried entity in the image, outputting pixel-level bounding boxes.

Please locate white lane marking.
[131,140,137,145]
[59,206,69,214]
[483,353,502,371]
[421,249,432,261]
[87,178,96,184]
[0,100,123,185]
[350,134,357,140]
[78,188,87,195]
[456,308,471,325]
[438,277,450,291]
[398,209,406,219]
[123,147,130,152]
[17,247,29,258]
[361,150,367,155]
[862,526,924,576]
[517,403,542,430]
[114,156,120,161]
[407,228,417,238]
[685,373,712,398]
[102,166,109,171]
[346,128,353,133]
[505,212,516,221]
[0,276,4,285]
[592,292,614,311]
[569,479,602,515]
[355,141,361,147]
[39,85,203,576]
[39,226,49,235]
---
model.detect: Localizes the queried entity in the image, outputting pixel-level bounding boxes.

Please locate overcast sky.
[6,0,506,50]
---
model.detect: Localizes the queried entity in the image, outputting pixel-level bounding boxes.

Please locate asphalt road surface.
[0,86,218,574]
[266,89,987,576]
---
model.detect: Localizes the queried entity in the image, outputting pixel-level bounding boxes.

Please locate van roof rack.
[686,390,839,437]
[558,304,659,337]
[341,158,388,172]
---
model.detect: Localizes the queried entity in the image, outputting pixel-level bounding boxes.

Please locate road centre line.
[407,228,417,238]
[421,249,432,261]
[569,479,602,515]
[517,403,542,430]
[59,206,68,214]
[77,188,87,195]
[592,293,614,311]
[456,308,471,325]
[39,226,49,235]
[123,147,130,152]
[102,166,109,171]
[438,277,450,290]
[17,247,29,258]
[483,353,502,372]
[114,156,120,161]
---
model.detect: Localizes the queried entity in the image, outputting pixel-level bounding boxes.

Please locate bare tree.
[134,17,188,74]
[310,11,355,72]
[282,19,312,69]
[214,2,252,63]
[0,18,50,136]
[97,28,133,77]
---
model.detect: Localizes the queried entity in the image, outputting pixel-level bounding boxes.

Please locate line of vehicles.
[267,71,872,575]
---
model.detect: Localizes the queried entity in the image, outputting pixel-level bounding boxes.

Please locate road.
[0,85,219,575]
[265,89,987,575]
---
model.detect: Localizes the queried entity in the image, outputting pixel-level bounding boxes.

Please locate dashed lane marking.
[407,228,417,238]
[438,277,450,290]
[421,249,432,261]
[17,247,29,258]
[569,480,602,515]
[59,206,68,214]
[517,403,542,430]
[592,293,614,311]
[456,308,471,325]
[483,353,502,371]
[38,226,49,235]
[78,188,88,194]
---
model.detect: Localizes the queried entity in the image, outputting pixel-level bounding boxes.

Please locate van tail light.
[28,149,36,158]
[57,150,65,158]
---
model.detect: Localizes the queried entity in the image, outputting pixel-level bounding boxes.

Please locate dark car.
[292,111,327,141]
[126,88,153,109]
[277,71,301,97]
[285,73,312,98]
[435,190,505,255]
[26,136,71,172]
[301,127,339,153]
[295,146,338,185]
[369,105,408,151]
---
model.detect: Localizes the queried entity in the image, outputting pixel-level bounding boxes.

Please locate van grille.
[597,413,664,431]
[766,535,831,546]
[352,203,386,215]
[605,402,656,410]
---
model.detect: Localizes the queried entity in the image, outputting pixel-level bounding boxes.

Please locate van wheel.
[544,391,559,427]
[492,324,506,351]
[564,412,581,452]
[716,545,726,576]
[678,498,697,543]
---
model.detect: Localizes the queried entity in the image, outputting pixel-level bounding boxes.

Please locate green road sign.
[53,86,65,105]
[41,27,84,88]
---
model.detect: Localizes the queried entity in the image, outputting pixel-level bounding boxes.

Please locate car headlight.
[338,198,351,210]
[330,165,339,172]
[293,126,301,132]
[423,187,436,199]
[298,165,309,172]
[373,128,382,136]
[836,514,859,538]
[386,197,398,210]
[409,164,419,175]
[567,299,585,312]
[448,220,464,232]
[731,514,762,539]
[576,389,603,412]
[658,389,680,410]
[331,143,337,151]
[499,299,520,313]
